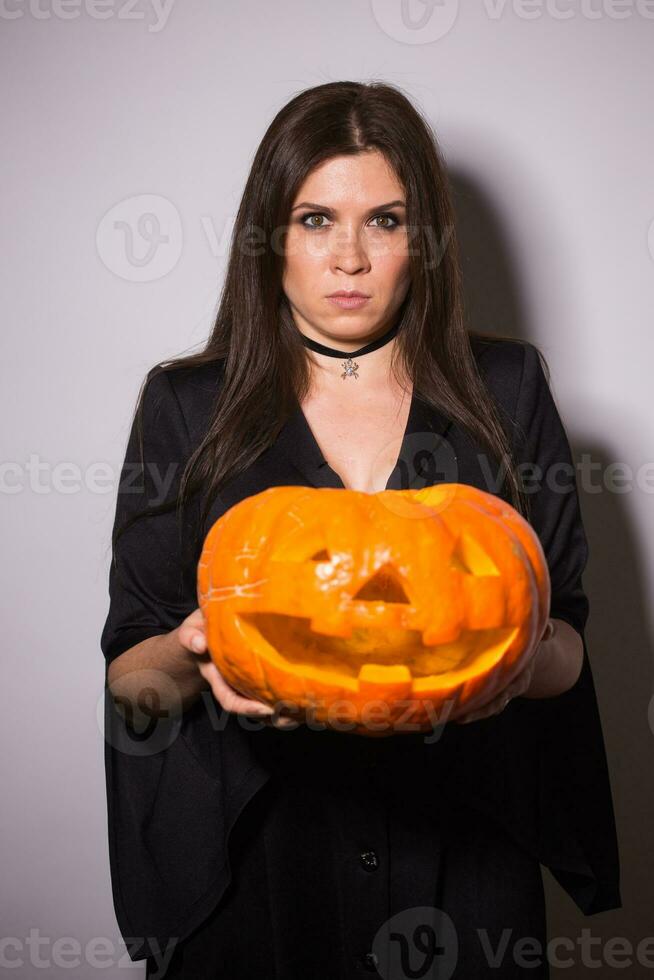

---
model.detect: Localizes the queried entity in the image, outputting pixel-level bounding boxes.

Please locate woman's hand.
[453,619,556,725]
[177,608,297,730]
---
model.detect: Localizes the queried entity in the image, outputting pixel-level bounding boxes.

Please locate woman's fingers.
[259,713,299,730]
[178,608,300,729]
[454,677,526,725]
[177,609,208,656]
[541,618,555,643]
[196,661,298,728]
[454,637,546,725]
[197,660,274,716]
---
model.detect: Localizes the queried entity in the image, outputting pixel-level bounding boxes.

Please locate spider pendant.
[341,357,360,379]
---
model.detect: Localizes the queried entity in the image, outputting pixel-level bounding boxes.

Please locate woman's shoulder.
[468,331,535,376]
[142,356,227,443]
[150,356,226,397]
[149,356,226,391]
[467,332,541,412]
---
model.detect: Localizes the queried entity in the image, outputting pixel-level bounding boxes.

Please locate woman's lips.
[326,295,370,309]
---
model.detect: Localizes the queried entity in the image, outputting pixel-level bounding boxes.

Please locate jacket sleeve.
[100,368,199,666]
[512,341,589,638]
[512,341,622,913]
[100,367,242,964]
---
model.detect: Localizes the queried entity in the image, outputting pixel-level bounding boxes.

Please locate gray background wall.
[1,1,653,976]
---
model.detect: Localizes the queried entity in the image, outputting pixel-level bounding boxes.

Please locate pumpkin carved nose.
[352,564,411,604]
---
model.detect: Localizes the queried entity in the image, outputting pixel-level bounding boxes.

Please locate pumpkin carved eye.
[197,484,550,734]
[452,532,500,577]
[310,548,330,561]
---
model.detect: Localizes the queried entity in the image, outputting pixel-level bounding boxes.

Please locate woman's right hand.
[177,608,297,729]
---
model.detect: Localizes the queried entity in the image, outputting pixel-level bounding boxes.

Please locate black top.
[100,337,621,963]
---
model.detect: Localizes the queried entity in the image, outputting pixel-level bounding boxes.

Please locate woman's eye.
[370,213,399,230]
[302,213,332,229]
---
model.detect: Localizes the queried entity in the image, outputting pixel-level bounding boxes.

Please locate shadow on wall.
[450,167,654,967]
[451,169,530,339]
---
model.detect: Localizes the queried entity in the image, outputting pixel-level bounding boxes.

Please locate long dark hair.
[112,80,539,569]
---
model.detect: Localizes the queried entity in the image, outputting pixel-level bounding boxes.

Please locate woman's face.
[281,150,411,348]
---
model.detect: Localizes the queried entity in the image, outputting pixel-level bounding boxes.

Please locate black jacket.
[100,336,621,963]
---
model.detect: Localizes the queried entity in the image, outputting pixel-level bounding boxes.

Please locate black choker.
[300,320,400,380]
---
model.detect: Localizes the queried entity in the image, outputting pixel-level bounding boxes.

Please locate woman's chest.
[299,386,413,493]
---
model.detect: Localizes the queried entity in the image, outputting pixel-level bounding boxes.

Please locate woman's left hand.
[453,619,555,725]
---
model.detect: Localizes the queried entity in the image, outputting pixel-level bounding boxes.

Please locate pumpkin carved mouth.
[240,610,518,681]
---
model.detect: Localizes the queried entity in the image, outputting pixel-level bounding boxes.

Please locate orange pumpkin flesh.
[197,484,550,736]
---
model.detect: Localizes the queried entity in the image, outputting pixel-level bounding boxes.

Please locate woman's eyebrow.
[290,199,406,214]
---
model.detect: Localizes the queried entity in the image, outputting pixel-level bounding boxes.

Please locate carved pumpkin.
[197,484,550,736]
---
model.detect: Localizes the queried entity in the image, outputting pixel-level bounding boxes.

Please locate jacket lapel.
[271,390,456,492]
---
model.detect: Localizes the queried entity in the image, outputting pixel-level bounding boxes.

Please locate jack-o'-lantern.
[197,484,550,736]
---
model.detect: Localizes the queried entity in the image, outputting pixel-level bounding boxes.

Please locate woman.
[101,81,621,979]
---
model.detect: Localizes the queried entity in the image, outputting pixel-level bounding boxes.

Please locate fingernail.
[191,635,204,652]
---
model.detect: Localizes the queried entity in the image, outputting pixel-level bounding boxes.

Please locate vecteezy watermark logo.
[96,193,183,282]
[370,0,654,38]
[99,685,455,748]
[372,906,459,979]
[368,911,654,976]
[0,0,176,32]
[2,452,653,498]
[0,930,180,975]
[370,0,460,43]
[483,0,654,21]
[99,668,183,757]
